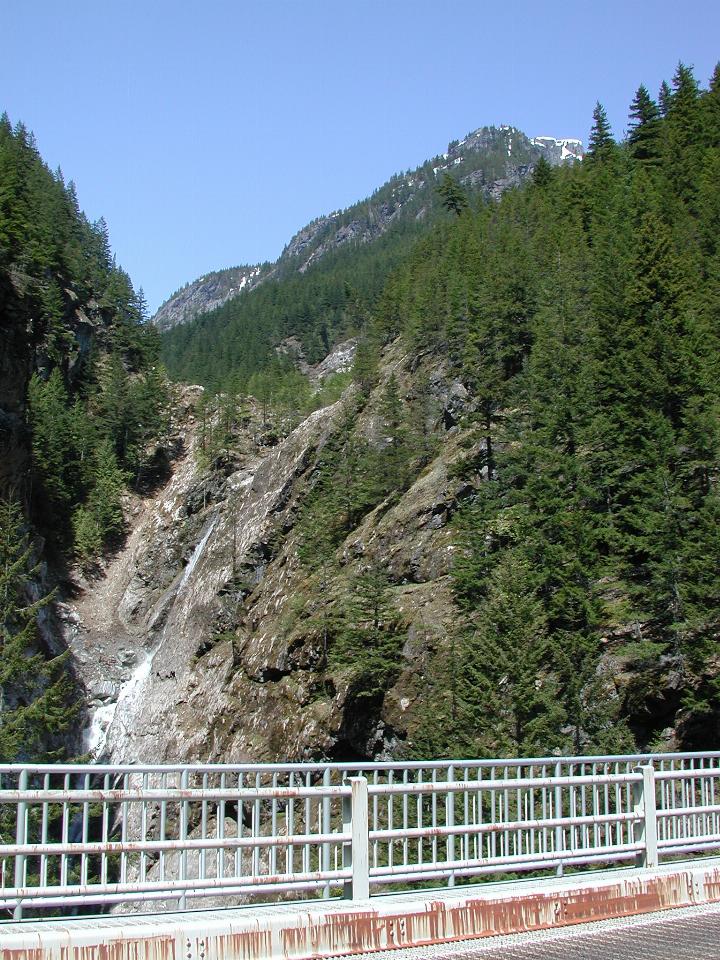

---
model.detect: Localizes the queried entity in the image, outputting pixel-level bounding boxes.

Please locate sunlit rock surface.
[67,342,479,764]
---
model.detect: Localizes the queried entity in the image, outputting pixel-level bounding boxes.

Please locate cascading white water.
[67,384,351,769]
[178,517,217,590]
[83,655,152,758]
[84,516,218,759]
[84,702,117,755]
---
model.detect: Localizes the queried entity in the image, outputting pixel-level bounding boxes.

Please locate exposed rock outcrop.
[66,344,479,764]
[63,332,703,767]
[153,265,270,333]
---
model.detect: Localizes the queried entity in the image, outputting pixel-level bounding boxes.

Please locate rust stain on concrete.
[700,866,720,900]
[5,865,720,959]
[278,867,720,958]
[3,937,176,960]
[208,929,273,960]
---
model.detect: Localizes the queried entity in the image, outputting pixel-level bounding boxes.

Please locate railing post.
[343,776,369,900]
[178,769,189,910]
[633,764,658,868]
[322,767,331,898]
[13,769,28,920]
[446,764,455,886]
[554,761,563,876]
[342,781,351,899]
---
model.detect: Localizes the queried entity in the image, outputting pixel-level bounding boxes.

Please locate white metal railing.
[0,751,719,919]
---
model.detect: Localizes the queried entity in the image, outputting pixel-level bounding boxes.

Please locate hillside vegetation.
[2,59,719,764]
[360,63,720,753]
[199,62,720,757]
[159,127,556,392]
[0,113,170,759]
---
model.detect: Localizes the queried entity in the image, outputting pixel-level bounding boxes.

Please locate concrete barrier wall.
[4,859,720,960]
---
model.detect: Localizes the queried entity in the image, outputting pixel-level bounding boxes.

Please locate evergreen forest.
[0,114,170,759]
[195,61,720,757]
[364,63,720,754]
[1,59,720,764]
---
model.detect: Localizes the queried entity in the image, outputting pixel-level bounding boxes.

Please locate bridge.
[1,751,719,958]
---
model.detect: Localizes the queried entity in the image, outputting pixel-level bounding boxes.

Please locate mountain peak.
[152,124,582,332]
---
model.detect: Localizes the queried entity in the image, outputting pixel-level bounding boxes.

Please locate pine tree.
[28,370,77,520]
[0,499,75,761]
[628,85,662,163]
[405,373,440,467]
[701,62,720,146]
[330,561,403,700]
[658,80,673,117]
[587,102,616,162]
[98,354,131,460]
[437,173,469,216]
[663,63,702,204]
[352,336,380,395]
[72,507,102,563]
[87,441,127,540]
[531,155,554,189]
[378,374,409,491]
[42,279,73,363]
[456,552,564,756]
[696,150,720,257]
[334,436,382,533]
[552,627,632,753]
[134,286,149,324]
[126,364,171,483]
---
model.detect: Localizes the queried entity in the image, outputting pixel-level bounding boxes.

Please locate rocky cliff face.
[531,136,584,164]
[61,330,693,766]
[64,341,478,763]
[152,126,582,334]
[153,265,270,333]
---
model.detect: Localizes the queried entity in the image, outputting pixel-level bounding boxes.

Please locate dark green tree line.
[378,62,720,754]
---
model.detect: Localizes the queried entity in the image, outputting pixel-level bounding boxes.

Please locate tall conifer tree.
[628,85,662,163]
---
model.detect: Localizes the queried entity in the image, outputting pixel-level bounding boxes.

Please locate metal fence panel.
[0,751,719,917]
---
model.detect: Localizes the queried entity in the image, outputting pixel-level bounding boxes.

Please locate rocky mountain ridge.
[151,127,582,333]
[153,264,269,333]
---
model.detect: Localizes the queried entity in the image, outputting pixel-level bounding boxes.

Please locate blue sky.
[2,1,719,313]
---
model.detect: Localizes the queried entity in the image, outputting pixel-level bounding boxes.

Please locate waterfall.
[84,517,218,759]
[84,656,152,759]
[178,516,217,591]
[84,702,118,756]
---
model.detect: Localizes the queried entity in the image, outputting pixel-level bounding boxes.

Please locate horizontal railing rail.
[0,751,719,918]
[1,750,719,791]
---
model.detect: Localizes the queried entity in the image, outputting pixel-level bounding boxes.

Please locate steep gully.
[65,397,344,762]
[61,343,474,764]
